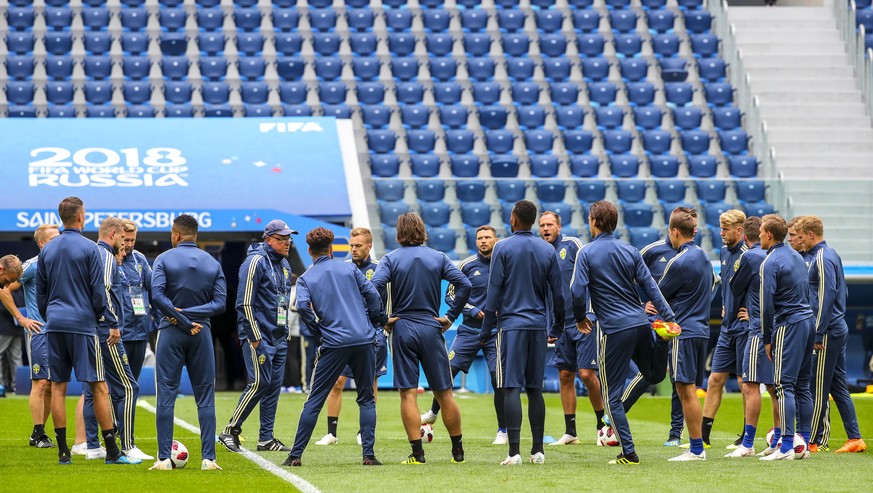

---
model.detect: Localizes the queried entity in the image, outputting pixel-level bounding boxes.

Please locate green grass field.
[1,390,871,492]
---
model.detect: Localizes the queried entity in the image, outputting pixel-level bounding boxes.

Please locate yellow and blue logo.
[365,269,375,280]
[258,354,266,365]
[560,248,567,260]
[32,364,40,375]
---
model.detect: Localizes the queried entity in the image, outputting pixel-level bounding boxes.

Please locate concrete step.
[787,189,873,203]
[730,19,836,30]
[734,31,841,43]
[790,203,873,215]
[755,90,864,103]
[729,7,833,19]
[784,179,873,193]
[768,128,873,141]
[778,167,873,178]
[736,42,846,55]
[742,54,850,68]
[758,103,868,117]
[773,140,873,152]
[747,66,856,79]
[751,78,859,92]
[764,116,872,128]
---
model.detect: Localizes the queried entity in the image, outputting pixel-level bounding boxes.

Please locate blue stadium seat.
[164,80,193,104]
[681,130,712,155]
[633,105,662,130]
[6,56,34,80]
[121,8,148,31]
[307,0,334,7]
[45,81,74,105]
[237,57,265,80]
[201,56,229,80]
[361,104,391,128]
[456,180,487,202]
[83,8,111,31]
[595,106,625,129]
[391,58,420,81]
[673,106,703,130]
[367,129,398,154]
[357,82,385,105]
[159,8,187,31]
[379,201,410,226]
[485,130,515,154]
[503,33,531,57]
[314,57,343,80]
[530,155,560,177]
[704,82,734,107]
[121,32,148,55]
[347,8,375,31]
[577,33,606,57]
[237,32,265,56]
[542,57,573,82]
[471,82,502,105]
[464,33,492,56]
[385,9,413,31]
[6,8,35,31]
[642,129,673,155]
[234,7,262,31]
[352,57,381,81]
[500,202,516,226]
[555,105,586,129]
[536,181,566,202]
[243,103,273,117]
[660,201,695,223]
[160,0,185,6]
[684,10,712,34]
[282,104,313,118]
[704,202,733,227]
[610,10,638,32]
[623,203,655,227]
[387,33,416,56]
[162,56,189,80]
[577,180,607,203]
[461,203,493,228]
[122,56,150,80]
[664,82,694,107]
[602,129,633,154]
[735,180,766,203]
[45,32,73,55]
[428,228,458,256]
[445,130,476,154]
[426,33,455,56]
[652,33,680,58]
[83,80,113,105]
[626,82,656,106]
[460,9,488,32]
[383,227,400,250]
[320,104,350,118]
[506,58,535,81]
[606,0,632,9]
[490,155,521,178]
[202,80,230,106]
[570,155,600,177]
[407,129,437,154]
[349,32,378,56]
[46,105,76,118]
[687,154,718,178]
[536,10,565,33]
[690,34,719,58]
[395,82,425,104]
[370,153,401,177]
[45,7,74,31]
[417,180,447,202]
[451,155,481,177]
[743,202,774,217]
[317,81,347,105]
[550,82,580,105]
[123,80,151,104]
[718,129,749,155]
[660,57,688,82]
[308,8,337,31]
[857,9,873,31]
[275,33,303,55]
[698,58,727,82]
[588,82,618,106]
[439,105,469,129]
[712,107,742,130]
[467,57,496,81]
[7,106,37,118]
[420,202,452,227]
[619,58,648,82]
[241,81,269,104]
[573,10,601,32]
[310,32,340,56]
[539,33,569,58]
[727,156,758,178]
[580,57,610,82]
[478,105,509,130]
[399,105,431,128]
[198,8,225,31]
[421,10,451,33]
[646,9,675,33]
[655,179,686,202]
[430,57,458,81]
[375,180,405,202]
[540,202,574,226]
[629,227,661,250]
[82,56,110,80]
[678,0,705,9]
[649,155,680,178]
[615,33,643,58]
[609,154,641,177]
[525,129,555,154]
[198,32,225,55]
[433,82,463,105]
[497,9,526,32]
[159,32,188,57]
[696,180,727,203]
[516,105,547,129]
[496,180,527,203]
[563,130,594,154]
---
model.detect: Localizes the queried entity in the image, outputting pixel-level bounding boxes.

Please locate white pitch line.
[137,400,320,493]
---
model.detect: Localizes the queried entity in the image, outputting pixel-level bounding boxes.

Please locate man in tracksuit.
[371,212,471,465]
[655,210,716,462]
[36,197,138,466]
[282,227,387,467]
[118,220,155,384]
[220,220,295,454]
[539,211,604,447]
[702,209,748,449]
[571,201,677,465]
[480,201,565,466]
[758,214,815,461]
[798,216,866,454]
[84,218,146,460]
[149,214,227,471]
[727,216,779,458]
[419,225,507,445]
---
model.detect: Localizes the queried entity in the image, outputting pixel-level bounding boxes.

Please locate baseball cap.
[263,219,299,238]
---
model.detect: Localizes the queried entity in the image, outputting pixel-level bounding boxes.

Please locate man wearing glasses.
[219,220,297,453]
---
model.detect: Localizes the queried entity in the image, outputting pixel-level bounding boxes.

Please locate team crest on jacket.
[734,258,741,272]
[284,268,289,280]
[123,354,129,365]
[259,354,266,365]
[448,350,455,360]
[366,269,374,280]
[560,248,567,260]
[33,364,40,374]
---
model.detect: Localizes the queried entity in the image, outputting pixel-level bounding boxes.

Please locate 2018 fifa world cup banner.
[0,117,351,232]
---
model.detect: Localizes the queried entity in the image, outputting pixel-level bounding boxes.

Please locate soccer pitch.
[1,391,871,492]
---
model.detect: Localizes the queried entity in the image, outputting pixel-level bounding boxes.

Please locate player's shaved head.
[58,196,84,227]
[396,213,427,247]
[511,200,538,230]
[306,227,335,256]
[795,216,824,238]
[761,214,788,242]
[589,201,618,234]
[744,216,762,242]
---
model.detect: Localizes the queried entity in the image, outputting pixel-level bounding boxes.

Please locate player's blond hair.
[0,255,22,277]
[794,216,824,238]
[787,216,805,229]
[34,224,60,245]
[719,209,746,228]
[761,214,788,242]
[350,227,373,244]
[99,217,124,237]
[122,219,138,233]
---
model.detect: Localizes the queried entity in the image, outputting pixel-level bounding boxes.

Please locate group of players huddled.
[0,195,864,469]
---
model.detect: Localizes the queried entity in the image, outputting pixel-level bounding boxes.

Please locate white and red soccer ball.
[597,426,619,447]
[171,440,189,469]
[420,423,434,443]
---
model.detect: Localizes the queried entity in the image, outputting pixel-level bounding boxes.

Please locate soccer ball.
[765,427,776,448]
[792,434,807,459]
[420,423,434,443]
[597,426,619,447]
[171,440,189,469]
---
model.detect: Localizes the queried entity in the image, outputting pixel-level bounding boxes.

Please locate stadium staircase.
[725,4,873,260]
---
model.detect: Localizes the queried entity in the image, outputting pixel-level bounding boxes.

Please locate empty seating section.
[0,0,769,257]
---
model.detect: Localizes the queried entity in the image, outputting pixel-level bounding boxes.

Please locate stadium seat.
[497,9,526,32]
[445,130,476,154]
[678,0,705,9]
[652,33,680,58]
[540,202,574,226]
[610,10,639,32]
[735,180,766,203]
[614,33,643,58]
[580,58,610,82]
[391,58,420,82]
[491,155,521,178]
[461,202,493,228]
[159,8,187,31]
[347,8,374,31]
[433,82,463,105]
[704,202,733,227]
[623,203,655,227]
[573,10,601,32]
[82,32,112,55]
[430,58,458,81]
[536,10,565,33]
[555,105,586,130]
[121,8,148,31]
[311,33,340,56]
[595,106,625,129]
[308,8,337,31]
[161,57,189,80]
[451,155,482,178]
[712,107,742,130]
[496,180,527,203]
[478,105,509,130]
[633,106,663,130]
[616,180,647,203]
[550,82,580,105]
[420,202,452,228]
[696,180,727,203]
[506,58,536,81]
[687,154,719,178]
[485,130,516,154]
[198,33,225,55]
[646,10,675,33]
[570,155,600,177]
[456,181,487,203]
[660,201,695,223]
[6,8,35,31]
[201,56,229,80]
[317,81,347,105]
[602,130,634,154]
[83,80,114,105]
[426,33,455,57]
[649,155,680,178]
[524,129,555,154]
[7,106,38,118]
[577,34,606,57]
[385,9,413,31]
[411,155,441,177]
[516,105,547,129]
[680,130,711,155]
[283,104,314,117]
[511,82,541,105]
[502,33,531,57]
[122,56,150,80]
[370,153,401,177]
[320,104,350,118]
[82,56,110,80]
[530,155,561,177]
[673,107,704,130]
[420,9,450,33]
[236,57,265,81]
[45,32,73,56]
[416,181,447,202]
[718,129,750,155]
[660,58,688,82]
[471,82,502,105]
[383,227,400,250]
[577,180,607,203]
[427,228,458,256]
[6,57,34,80]
[164,81,193,104]
[542,58,573,82]
[588,82,618,106]
[727,156,758,178]
[202,81,230,107]
[629,227,661,250]
[642,129,673,155]
[387,33,416,56]
[626,82,656,106]
[655,180,687,202]
[619,58,648,82]
[367,130,398,154]
[698,58,727,82]
[744,202,774,217]
[684,10,713,34]
[460,9,489,32]
[379,201,410,226]
[357,82,385,105]
[45,7,74,31]
[609,154,641,178]
[395,82,425,104]
[275,34,304,55]
[362,105,391,128]
[399,105,431,129]
[45,81,75,105]
[563,130,595,154]
[539,33,569,58]
[664,83,694,107]
[606,0,632,8]
[46,105,77,118]
[237,33,265,56]
[197,8,225,31]
[690,34,719,58]
[407,130,437,154]
[352,57,381,81]
[704,82,735,107]
[123,80,151,104]
[313,57,342,81]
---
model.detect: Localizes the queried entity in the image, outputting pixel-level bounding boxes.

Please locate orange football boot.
[834,439,867,453]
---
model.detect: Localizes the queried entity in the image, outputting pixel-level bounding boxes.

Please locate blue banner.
[0,117,350,232]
